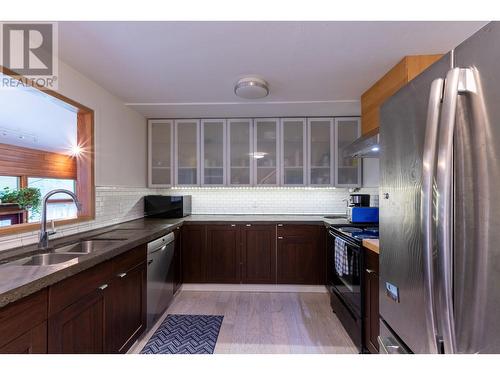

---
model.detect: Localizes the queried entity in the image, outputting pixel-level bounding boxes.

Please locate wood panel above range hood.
[361,54,443,135]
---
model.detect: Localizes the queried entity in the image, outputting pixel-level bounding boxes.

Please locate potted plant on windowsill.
[0,187,42,223]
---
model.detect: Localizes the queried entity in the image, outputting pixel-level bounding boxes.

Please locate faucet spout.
[38,189,82,250]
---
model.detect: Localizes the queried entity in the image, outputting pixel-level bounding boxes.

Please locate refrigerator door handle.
[421,77,444,354]
[436,67,477,354]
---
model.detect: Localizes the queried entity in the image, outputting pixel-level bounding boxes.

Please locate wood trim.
[45,199,75,204]
[1,66,93,113]
[0,216,93,236]
[406,54,443,82]
[19,176,28,189]
[0,143,77,180]
[361,54,443,135]
[0,65,95,237]
[76,111,95,219]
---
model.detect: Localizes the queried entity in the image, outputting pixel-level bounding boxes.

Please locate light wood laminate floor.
[131,290,358,354]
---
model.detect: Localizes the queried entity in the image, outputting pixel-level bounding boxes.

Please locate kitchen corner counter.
[363,239,379,254]
[0,217,183,308]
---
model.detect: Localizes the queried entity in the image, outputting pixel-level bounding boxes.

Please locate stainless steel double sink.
[9,239,126,266]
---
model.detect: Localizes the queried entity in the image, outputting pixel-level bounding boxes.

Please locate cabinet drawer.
[276,224,319,237]
[364,248,379,273]
[112,245,147,275]
[48,260,113,316]
[0,289,48,349]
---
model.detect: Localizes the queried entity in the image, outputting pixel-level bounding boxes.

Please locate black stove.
[338,227,379,240]
[326,223,378,352]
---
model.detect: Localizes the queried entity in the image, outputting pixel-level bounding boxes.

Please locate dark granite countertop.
[0,214,349,308]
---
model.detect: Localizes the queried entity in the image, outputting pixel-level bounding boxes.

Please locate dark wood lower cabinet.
[181,224,206,282]
[206,224,241,283]
[0,289,48,354]
[0,322,47,354]
[48,287,107,354]
[108,262,146,353]
[241,224,276,284]
[47,245,147,354]
[182,223,326,285]
[277,225,326,284]
[363,248,380,354]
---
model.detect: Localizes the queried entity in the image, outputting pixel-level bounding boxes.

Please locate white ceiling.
[58,21,487,118]
[0,81,77,153]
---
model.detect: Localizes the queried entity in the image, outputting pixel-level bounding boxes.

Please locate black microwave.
[144,195,192,218]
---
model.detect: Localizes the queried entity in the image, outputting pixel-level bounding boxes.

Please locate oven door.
[328,229,362,316]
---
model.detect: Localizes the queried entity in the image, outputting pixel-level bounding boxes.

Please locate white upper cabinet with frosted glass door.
[148,119,173,187]
[254,118,280,186]
[335,117,362,187]
[227,119,253,186]
[174,119,200,186]
[280,118,307,186]
[307,118,334,186]
[201,119,226,186]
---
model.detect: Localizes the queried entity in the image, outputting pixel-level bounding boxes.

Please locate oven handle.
[328,229,361,250]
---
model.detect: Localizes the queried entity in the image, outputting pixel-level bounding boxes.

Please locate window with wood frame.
[0,68,94,235]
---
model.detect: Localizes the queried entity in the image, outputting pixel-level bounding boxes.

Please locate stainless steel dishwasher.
[146,232,175,329]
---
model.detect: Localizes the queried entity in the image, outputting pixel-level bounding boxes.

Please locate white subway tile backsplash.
[171,187,379,215]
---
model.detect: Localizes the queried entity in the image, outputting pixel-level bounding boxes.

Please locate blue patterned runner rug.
[141,314,224,354]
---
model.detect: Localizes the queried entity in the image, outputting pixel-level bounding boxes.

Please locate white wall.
[57,61,147,187]
[362,158,380,188]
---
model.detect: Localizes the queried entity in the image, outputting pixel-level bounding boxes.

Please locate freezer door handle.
[436,67,477,354]
[421,77,444,354]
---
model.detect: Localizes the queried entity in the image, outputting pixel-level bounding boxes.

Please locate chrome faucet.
[38,189,82,249]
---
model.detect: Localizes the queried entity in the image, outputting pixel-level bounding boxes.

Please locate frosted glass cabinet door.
[175,119,200,186]
[148,120,173,187]
[281,118,306,186]
[227,119,252,186]
[335,117,361,187]
[254,119,279,186]
[308,118,333,186]
[201,119,226,185]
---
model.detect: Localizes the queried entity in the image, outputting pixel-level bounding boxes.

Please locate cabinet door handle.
[98,284,108,291]
[231,224,236,227]
[278,236,283,240]
[366,269,377,274]
[277,224,283,227]
[246,224,252,227]
[117,272,127,278]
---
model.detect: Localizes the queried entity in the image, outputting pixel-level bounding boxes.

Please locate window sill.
[0,215,95,237]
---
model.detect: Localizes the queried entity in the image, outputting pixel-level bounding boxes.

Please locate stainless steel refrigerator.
[379,21,500,354]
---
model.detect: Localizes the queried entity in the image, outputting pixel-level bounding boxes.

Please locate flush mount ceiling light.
[234,77,269,99]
